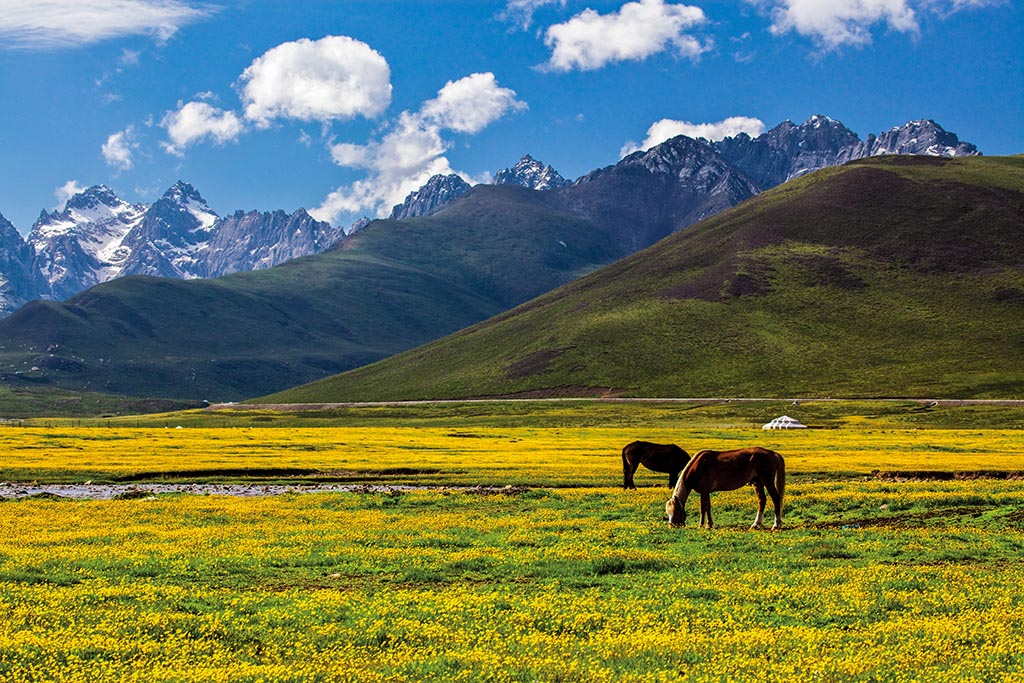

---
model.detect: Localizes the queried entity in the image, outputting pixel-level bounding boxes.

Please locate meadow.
[1,400,1023,681]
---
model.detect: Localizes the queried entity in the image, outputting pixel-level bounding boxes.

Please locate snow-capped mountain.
[28,185,148,300]
[493,154,570,190]
[715,116,979,189]
[389,174,472,220]
[199,208,343,278]
[1,182,348,317]
[117,181,220,279]
[0,211,47,316]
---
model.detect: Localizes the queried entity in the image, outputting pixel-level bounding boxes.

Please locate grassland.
[1,401,1022,681]
[266,156,1024,404]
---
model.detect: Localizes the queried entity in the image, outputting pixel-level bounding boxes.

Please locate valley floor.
[1,401,1021,681]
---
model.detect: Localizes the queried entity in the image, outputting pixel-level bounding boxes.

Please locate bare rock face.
[0,212,47,316]
[198,209,344,278]
[853,119,979,159]
[564,135,762,251]
[389,174,472,220]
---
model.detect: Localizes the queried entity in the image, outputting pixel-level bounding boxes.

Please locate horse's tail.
[775,451,786,510]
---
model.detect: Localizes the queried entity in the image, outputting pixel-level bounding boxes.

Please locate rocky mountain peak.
[64,184,121,212]
[493,155,570,190]
[162,180,206,205]
[389,174,472,220]
[349,216,372,234]
[862,119,979,158]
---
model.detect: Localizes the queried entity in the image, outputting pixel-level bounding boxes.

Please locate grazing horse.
[622,441,690,489]
[665,447,785,530]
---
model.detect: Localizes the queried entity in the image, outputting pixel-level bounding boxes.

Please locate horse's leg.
[764,479,783,530]
[623,456,637,489]
[668,470,679,490]
[700,492,712,528]
[750,481,766,530]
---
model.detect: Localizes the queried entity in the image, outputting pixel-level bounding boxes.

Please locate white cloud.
[761,0,918,48]
[239,35,392,127]
[752,0,1004,50]
[314,114,458,223]
[621,116,766,156]
[0,0,214,50]
[501,0,566,30]
[102,126,137,171]
[119,48,141,66]
[543,0,709,72]
[53,180,86,210]
[312,73,526,225]
[420,72,528,134]
[161,101,243,155]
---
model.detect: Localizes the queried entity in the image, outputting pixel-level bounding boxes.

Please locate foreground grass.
[1,484,1023,682]
[1,402,1021,681]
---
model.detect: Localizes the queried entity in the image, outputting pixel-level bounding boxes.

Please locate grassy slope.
[264,156,1024,402]
[0,186,619,402]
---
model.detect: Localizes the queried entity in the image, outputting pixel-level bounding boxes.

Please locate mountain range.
[0,117,976,318]
[0,116,987,402]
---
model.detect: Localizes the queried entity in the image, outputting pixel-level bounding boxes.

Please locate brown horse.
[665,447,785,529]
[622,441,690,489]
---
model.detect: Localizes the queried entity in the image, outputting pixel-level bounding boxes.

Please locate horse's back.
[683,447,783,492]
[624,441,687,466]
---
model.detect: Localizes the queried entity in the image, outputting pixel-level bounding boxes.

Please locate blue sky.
[0,0,1020,233]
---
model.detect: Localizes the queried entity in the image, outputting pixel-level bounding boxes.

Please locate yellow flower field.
[1,421,1022,485]
[0,405,1022,681]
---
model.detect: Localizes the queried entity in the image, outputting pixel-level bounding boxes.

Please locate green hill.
[261,156,1024,402]
[0,186,620,401]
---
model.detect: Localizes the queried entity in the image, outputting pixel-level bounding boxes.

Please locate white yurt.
[762,415,808,430]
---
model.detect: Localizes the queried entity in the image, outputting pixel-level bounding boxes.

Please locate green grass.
[2,484,1024,681]
[0,186,623,403]
[34,398,1024,430]
[0,384,202,420]
[265,156,1024,403]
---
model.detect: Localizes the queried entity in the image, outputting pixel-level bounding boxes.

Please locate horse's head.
[666,495,685,527]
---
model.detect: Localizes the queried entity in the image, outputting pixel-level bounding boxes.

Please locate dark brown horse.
[622,441,690,489]
[665,447,785,529]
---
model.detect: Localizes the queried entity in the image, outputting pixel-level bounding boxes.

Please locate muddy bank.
[872,470,1024,481]
[0,482,529,501]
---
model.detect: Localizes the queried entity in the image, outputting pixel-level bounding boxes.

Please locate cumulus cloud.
[0,0,214,50]
[161,101,243,155]
[311,73,526,225]
[621,116,766,156]
[753,0,1003,50]
[53,180,86,210]
[500,0,566,29]
[102,126,137,171]
[761,0,917,48]
[420,73,528,134]
[239,35,392,127]
[543,0,709,72]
